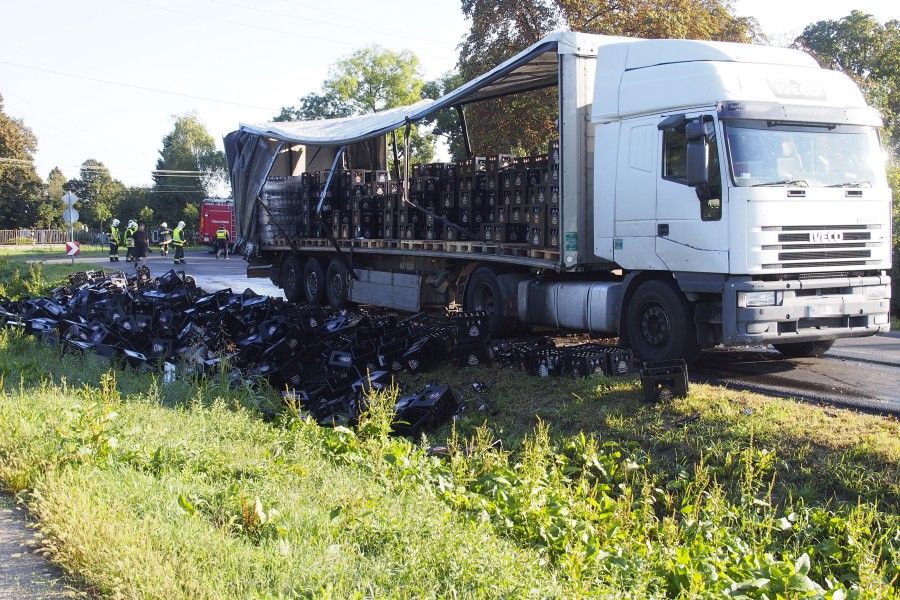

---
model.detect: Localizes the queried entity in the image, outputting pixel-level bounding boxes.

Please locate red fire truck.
[199,198,235,248]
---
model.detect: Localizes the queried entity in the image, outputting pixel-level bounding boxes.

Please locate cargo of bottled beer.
[259,139,561,250]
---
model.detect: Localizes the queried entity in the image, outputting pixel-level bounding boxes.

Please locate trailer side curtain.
[224,131,282,244]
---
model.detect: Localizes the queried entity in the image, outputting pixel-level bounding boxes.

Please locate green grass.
[0,260,898,598]
[0,244,109,259]
[0,258,108,298]
[891,314,900,331]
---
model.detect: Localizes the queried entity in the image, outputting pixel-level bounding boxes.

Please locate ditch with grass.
[0,259,898,598]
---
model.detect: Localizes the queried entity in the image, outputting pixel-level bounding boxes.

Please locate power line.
[0,59,276,111]
[119,0,457,63]
[203,0,458,47]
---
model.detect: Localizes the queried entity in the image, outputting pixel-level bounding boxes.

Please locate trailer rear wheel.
[464,267,517,338]
[625,279,696,362]
[303,257,325,305]
[281,255,304,302]
[325,258,350,309]
[772,339,834,358]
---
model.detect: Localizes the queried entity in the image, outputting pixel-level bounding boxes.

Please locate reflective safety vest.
[216,228,228,240]
[124,226,136,247]
[172,227,185,246]
[109,225,119,244]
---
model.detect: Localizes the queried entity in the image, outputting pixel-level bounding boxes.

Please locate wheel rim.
[307,271,319,298]
[330,272,344,301]
[640,303,670,347]
[471,282,496,316]
[285,266,296,292]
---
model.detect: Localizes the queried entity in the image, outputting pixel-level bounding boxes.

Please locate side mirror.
[685,121,709,187]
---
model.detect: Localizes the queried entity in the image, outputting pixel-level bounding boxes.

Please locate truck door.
[655,113,729,273]
[612,117,666,270]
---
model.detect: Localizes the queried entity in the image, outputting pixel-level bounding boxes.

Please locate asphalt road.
[44,249,900,414]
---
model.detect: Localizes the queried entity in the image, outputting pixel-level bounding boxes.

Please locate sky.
[1,0,898,188]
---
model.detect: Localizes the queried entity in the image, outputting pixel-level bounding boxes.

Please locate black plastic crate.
[524,347,566,377]
[453,311,490,342]
[640,359,688,402]
[393,383,456,437]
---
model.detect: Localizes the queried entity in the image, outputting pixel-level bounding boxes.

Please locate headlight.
[862,285,888,300]
[743,291,777,307]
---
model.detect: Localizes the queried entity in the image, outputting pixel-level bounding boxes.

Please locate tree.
[275,46,435,163]
[41,167,67,228]
[154,113,227,200]
[273,90,353,122]
[795,11,900,153]
[456,0,758,155]
[423,73,469,161]
[0,93,44,228]
[66,159,125,229]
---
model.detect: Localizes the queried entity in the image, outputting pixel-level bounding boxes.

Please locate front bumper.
[722,273,891,346]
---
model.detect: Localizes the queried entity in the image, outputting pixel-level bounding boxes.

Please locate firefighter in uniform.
[123,220,137,262]
[108,219,121,262]
[158,222,172,257]
[215,224,230,259]
[172,221,186,264]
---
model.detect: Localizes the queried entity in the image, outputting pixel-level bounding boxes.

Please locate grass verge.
[0,260,897,598]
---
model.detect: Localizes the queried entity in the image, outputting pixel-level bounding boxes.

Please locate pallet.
[528,247,560,261]
[265,237,559,264]
[399,240,426,251]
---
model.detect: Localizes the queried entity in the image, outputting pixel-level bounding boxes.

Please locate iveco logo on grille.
[810,231,843,243]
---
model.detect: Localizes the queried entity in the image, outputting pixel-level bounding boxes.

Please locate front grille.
[778,232,871,242]
[778,250,871,261]
[761,224,883,269]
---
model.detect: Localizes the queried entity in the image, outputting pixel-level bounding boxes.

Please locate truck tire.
[772,339,834,358]
[281,255,304,302]
[325,258,350,309]
[303,257,325,305]
[625,279,697,362]
[464,267,517,338]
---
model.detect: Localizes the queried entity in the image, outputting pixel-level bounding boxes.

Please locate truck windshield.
[724,121,884,188]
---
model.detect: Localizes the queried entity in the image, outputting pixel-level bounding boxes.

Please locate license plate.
[807,304,840,317]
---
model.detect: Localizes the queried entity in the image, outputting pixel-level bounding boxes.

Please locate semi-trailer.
[225,32,892,362]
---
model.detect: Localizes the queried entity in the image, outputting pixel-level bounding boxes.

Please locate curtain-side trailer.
[225,32,892,362]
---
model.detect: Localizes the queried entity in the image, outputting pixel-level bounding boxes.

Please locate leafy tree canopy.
[795,10,900,154]
[456,0,758,156]
[0,93,44,229]
[275,46,435,164]
[154,113,227,198]
[66,159,125,229]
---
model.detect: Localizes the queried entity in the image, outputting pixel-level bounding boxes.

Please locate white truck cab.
[590,38,891,360]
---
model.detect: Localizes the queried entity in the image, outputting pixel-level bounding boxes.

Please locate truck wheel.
[464,267,516,338]
[625,279,697,362]
[772,339,834,358]
[303,257,325,305]
[325,259,350,309]
[281,255,304,302]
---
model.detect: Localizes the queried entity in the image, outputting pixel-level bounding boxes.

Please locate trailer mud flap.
[350,270,421,312]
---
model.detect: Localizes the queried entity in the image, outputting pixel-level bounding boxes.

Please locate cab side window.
[661,122,722,221]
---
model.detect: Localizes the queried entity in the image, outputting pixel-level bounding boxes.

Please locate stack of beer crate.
[264,139,560,250]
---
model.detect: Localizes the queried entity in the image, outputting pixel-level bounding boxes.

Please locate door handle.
[657,224,669,237]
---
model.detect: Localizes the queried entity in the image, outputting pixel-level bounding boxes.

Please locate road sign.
[62,191,79,207]
[62,208,79,224]
[65,241,80,256]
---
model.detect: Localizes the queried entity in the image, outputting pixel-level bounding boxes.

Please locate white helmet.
[160,222,168,228]
[112,218,120,227]
[177,221,185,228]
[128,219,136,228]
